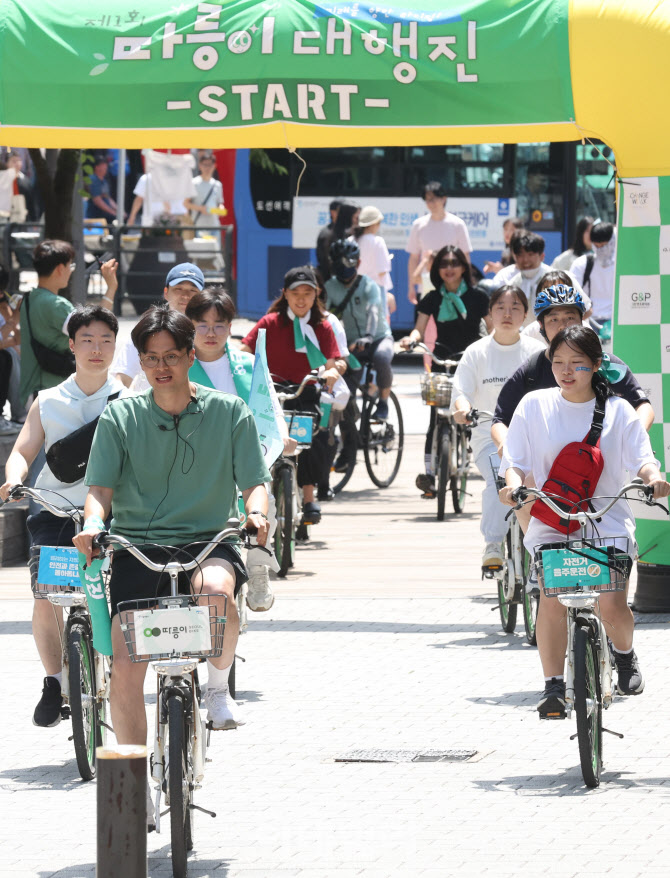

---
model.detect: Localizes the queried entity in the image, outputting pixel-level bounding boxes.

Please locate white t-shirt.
[111,337,142,382]
[356,233,393,291]
[406,212,472,256]
[198,355,236,395]
[451,333,545,457]
[501,389,658,552]
[191,175,224,229]
[571,253,616,321]
[133,173,188,226]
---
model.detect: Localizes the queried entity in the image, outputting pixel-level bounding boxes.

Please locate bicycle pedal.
[420,491,436,500]
[540,711,566,720]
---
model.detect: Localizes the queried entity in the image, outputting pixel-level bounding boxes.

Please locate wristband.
[249,510,268,520]
[83,515,105,532]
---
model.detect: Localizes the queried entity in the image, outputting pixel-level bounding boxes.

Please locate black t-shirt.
[493,350,651,426]
[417,286,490,358]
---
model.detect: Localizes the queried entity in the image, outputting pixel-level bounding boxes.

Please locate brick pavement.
[1,437,669,877]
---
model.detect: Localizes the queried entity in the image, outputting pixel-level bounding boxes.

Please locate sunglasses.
[439,259,462,269]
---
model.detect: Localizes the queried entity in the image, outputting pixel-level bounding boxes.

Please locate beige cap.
[357,205,384,227]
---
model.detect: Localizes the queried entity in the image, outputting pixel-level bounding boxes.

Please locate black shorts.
[108,542,248,618]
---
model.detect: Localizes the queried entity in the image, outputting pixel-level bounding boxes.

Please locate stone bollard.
[96,745,147,878]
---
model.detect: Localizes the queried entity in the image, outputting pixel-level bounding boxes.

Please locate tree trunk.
[28,147,81,241]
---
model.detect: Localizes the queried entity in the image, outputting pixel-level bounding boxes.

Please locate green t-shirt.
[19,286,75,405]
[85,384,271,545]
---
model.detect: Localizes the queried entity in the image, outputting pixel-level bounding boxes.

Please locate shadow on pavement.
[0,621,33,635]
[473,767,670,796]
[0,761,82,792]
[246,620,504,633]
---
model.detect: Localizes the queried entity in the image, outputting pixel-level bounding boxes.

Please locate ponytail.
[592,371,613,406]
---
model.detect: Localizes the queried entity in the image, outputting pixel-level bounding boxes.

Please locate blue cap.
[165,262,205,291]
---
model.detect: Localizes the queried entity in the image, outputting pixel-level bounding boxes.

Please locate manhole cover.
[335,748,477,763]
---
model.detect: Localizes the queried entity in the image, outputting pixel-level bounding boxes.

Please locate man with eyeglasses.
[19,240,86,405]
[112,262,205,388]
[75,303,270,748]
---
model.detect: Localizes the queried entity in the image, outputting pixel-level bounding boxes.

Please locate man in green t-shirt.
[19,240,77,406]
[74,304,270,742]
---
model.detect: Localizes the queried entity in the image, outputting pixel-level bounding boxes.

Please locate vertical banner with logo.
[614,176,670,565]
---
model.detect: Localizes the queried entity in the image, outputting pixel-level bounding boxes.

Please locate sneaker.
[614,649,645,695]
[0,418,21,436]
[375,399,389,420]
[525,563,540,595]
[33,676,63,727]
[246,567,275,612]
[482,542,504,568]
[317,484,335,502]
[204,686,246,730]
[537,678,567,719]
[415,473,435,494]
[302,501,321,525]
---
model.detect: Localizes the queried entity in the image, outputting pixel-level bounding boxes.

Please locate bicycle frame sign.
[541,549,610,589]
[37,546,82,588]
[284,414,313,443]
[135,606,211,655]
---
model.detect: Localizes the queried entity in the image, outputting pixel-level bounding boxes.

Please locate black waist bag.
[45,392,120,483]
[24,294,75,377]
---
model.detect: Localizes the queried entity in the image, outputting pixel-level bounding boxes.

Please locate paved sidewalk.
[1,438,669,877]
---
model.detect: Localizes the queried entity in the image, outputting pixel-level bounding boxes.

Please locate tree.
[27,148,81,241]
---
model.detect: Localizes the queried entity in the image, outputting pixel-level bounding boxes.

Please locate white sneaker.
[0,418,20,435]
[482,542,504,568]
[246,567,275,612]
[204,685,245,730]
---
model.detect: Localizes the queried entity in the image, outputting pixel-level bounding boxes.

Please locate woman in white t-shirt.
[351,205,394,322]
[500,325,670,717]
[450,285,545,568]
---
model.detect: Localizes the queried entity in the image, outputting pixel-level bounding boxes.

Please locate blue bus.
[233,141,615,330]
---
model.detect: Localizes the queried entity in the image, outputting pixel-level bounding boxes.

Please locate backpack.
[530,396,606,533]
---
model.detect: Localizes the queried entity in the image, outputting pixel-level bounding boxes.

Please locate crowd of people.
[0,174,668,820]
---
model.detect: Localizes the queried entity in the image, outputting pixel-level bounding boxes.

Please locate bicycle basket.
[118,594,226,663]
[488,452,505,492]
[535,537,632,597]
[30,545,85,598]
[283,410,318,448]
[420,373,453,407]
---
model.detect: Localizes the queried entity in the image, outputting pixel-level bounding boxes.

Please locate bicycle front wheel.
[167,693,193,876]
[68,623,100,782]
[450,427,469,513]
[522,547,539,647]
[574,625,603,788]
[497,534,518,634]
[436,428,451,522]
[274,465,294,577]
[363,390,404,488]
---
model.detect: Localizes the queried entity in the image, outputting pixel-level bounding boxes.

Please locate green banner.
[0,0,572,131]
[614,176,670,565]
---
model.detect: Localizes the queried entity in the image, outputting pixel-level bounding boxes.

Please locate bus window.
[249,149,292,229]
[575,142,616,224]
[515,142,564,232]
[403,144,509,196]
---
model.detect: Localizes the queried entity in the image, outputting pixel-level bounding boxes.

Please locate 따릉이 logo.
[587,564,601,577]
[144,627,161,638]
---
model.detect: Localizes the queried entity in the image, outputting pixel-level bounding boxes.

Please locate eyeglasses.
[195,324,229,335]
[439,259,461,269]
[140,351,188,369]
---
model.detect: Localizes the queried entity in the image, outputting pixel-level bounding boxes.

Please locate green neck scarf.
[290,308,327,369]
[437,279,468,322]
[189,341,253,403]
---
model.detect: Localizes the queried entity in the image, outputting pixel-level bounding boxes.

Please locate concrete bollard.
[96,745,148,878]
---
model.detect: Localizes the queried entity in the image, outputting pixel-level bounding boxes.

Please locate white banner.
[292,196,517,252]
[135,606,211,656]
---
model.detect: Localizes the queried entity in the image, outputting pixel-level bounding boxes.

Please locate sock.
[48,672,62,684]
[612,646,633,655]
[544,675,564,683]
[207,661,232,690]
[424,454,433,476]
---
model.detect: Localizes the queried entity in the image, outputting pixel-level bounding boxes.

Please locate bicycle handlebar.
[467,408,495,426]
[399,341,461,369]
[510,479,667,520]
[3,485,83,524]
[92,519,249,573]
[275,370,324,403]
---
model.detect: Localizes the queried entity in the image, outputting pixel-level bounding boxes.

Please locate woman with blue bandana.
[399,245,491,496]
